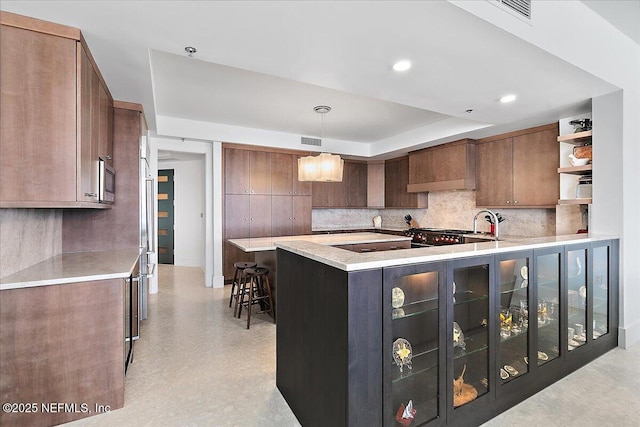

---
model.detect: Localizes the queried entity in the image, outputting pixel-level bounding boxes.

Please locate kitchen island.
[228,232,412,319]
[0,249,140,427]
[274,234,619,427]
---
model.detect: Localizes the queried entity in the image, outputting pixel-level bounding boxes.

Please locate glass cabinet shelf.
[454,291,489,305]
[391,342,438,383]
[393,296,439,320]
[453,327,489,360]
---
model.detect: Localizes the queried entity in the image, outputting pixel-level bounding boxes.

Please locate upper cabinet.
[407,139,476,193]
[475,123,559,208]
[0,12,114,209]
[312,161,367,208]
[224,148,271,195]
[270,153,312,196]
[385,156,428,208]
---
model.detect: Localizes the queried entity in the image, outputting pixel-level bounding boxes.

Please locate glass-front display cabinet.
[566,245,588,352]
[383,262,446,427]
[495,252,530,387]
[447,256,492,420]
[591,243,611,341]
[534,247,563,366]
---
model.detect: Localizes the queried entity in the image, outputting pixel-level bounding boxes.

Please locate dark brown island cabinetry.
[276,239,618,427]
[475,123,559,208]
[312,161,367,208]
[408,139,476,192]
[222,145,313,280]
[385,156,428,208]
[0,12,113,208]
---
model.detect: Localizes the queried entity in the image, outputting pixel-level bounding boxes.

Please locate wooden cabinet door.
[293,195,312,235]
[512,128,559,207]
[78,44,100,203]
[224,194,250,238]
[0,25,77,203]
[475,138,513,207]
[249,195,272,237]
[249,151,271,194]
[347,162,367,207]
[312,181,330,207]
[293,155,312,195]
[385,156,421,208]
[272,195,293,237]
[271,153,293,195]
[224,148,250,194]
[97,82,113,165]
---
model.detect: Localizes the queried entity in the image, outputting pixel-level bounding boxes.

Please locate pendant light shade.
[298,152,344,182]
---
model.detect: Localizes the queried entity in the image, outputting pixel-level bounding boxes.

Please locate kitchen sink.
[462,233,500,244]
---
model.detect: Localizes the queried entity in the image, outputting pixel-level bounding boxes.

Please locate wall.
[158,157,205,269]
[0,209,62,278]
[313,191,556,238]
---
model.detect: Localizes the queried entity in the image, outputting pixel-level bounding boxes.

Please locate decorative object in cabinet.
[557,128,593,205]
[566,247,587,351]
[534,247,562,365]
[0,11,114,209]
[407,139,476,192]
[475,123,559,208]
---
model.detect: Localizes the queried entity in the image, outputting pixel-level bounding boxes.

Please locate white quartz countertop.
[0,248,141,290]
[229,232,411,252]
[275,233,619,271]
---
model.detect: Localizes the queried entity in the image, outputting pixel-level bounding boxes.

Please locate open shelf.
[557,165,592,175]
[558,198,592,205]
[557,130,592,144]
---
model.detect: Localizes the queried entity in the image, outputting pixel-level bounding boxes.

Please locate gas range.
[403,228,474,247]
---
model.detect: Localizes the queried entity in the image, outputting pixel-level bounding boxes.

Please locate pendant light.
[297,106,344,182]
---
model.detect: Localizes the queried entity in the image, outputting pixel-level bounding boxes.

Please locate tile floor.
[67,265,640,426]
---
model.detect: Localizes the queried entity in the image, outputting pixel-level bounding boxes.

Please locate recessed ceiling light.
[393,60,411,72]
[500,94,517,103]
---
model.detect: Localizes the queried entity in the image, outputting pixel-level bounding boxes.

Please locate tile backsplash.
[0,209,62,278]
[313,190,559,237]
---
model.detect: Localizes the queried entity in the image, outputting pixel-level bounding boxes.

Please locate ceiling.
[1,1,631,156]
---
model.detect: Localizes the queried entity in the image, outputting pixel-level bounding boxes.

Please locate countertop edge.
[0,248,141,291]
[229,232,411,252]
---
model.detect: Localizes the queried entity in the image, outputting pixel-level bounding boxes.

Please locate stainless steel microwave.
[99,158,115,204]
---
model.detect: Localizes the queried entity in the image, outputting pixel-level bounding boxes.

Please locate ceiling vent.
[301,137,321,146]
[489,0,532,20]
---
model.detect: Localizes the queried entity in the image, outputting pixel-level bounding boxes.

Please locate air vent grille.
[501,0,531,19]
[301,137,321,146]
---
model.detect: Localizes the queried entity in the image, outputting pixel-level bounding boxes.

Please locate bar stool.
[236,267,274,329]
[229,261,257,311]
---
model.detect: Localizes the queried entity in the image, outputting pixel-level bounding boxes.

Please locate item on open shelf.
[569,118,593,132]
[393,338,413,373]
[573,144,593,160]
[391,287,405,309]
[395,400,416,426]
[453,322,466,350]
[453,365,478,407]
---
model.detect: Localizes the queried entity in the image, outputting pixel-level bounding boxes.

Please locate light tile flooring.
[68,265,640,426]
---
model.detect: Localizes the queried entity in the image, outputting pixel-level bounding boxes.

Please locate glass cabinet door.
[451,259,490,410]
[567,247,587,351]
[592,244,610,340]
[497,255,529,384]
[384,264,444,427]
[535,250,561,365]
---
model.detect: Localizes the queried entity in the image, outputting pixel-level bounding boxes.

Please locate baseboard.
[618,320,640,348]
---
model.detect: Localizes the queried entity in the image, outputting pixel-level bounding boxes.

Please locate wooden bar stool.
[229,261,257,312]
[236,267,274,329]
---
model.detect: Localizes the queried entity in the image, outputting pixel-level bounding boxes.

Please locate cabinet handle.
[506,200,511,204]
[85,192,97,197]
[103,155,112,160]
[514,200,518,204]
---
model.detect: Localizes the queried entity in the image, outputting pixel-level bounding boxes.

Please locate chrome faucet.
[473,209,499,240]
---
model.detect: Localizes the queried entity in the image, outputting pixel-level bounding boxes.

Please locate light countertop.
[275,233,618,272]
[0,248,141,291]
[229,232,411,252]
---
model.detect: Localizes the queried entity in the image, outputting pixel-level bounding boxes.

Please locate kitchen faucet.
[473,209,500,240]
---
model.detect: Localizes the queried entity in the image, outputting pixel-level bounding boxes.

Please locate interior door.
[158,169,175,264]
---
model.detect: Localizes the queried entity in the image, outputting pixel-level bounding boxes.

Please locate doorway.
[158,169,175,264]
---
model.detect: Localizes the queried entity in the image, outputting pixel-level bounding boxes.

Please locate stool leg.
[246,276,254,329]
[229,267,240,307]
[235,275,247,318]
[263,275,275,322]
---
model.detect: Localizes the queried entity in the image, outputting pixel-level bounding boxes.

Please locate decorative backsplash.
[313,190,559,237]
[0,209,62,278]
